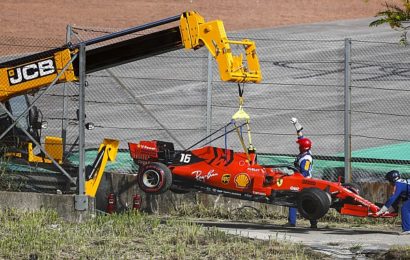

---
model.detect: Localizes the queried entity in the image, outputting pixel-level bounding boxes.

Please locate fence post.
[206,52,213,143]
[62,25,72,154]
[344,38,352,183]
[75,43,88,211]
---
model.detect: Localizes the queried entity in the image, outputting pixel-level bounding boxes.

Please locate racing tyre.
[342,183,361,195]
[137,162,172,194]
[297,188,331,220]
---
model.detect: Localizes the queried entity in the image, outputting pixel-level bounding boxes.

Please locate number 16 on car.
[179,153,191,163]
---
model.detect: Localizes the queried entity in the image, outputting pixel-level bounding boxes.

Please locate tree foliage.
[370,0,410,45]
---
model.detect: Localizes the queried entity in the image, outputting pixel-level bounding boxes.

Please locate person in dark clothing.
[377,170,410,235]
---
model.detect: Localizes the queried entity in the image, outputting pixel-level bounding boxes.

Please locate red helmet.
[296,138,312,153]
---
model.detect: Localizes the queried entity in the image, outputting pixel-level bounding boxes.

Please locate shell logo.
[234,173,250,188]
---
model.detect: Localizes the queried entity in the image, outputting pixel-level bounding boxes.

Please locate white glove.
[376,205,388,216]
[291,117,303,132]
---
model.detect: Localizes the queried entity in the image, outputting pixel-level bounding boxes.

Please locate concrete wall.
[0,172,393,221]
[0,191,95,222]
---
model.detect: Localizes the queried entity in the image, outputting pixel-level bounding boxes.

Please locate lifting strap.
[232,83,255,161]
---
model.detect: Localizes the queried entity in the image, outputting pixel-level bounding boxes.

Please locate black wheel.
[297,188,331,220]
[342,183,361,195]
[137,162,172,194]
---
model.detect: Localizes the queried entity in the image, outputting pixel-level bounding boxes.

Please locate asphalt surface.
[196,220,409,259]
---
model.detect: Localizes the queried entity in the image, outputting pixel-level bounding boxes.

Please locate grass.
[0,209,328,260]
[386,245,410,259]
[0,157,25,192]
[317,208,401,230]
[0,197,407,259]
[170,202,401,231]
[348,244,362,253]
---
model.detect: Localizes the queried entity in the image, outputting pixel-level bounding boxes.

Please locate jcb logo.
[8,58,56,85]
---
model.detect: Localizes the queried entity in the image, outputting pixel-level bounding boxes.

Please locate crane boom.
[0,11,262,102]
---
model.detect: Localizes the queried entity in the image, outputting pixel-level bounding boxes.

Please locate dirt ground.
[0,0,401,41]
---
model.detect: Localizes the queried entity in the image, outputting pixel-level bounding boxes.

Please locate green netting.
[3,142,410,181]
[0,161,58,174]
[66,150,138,174]
[352,142,410,161]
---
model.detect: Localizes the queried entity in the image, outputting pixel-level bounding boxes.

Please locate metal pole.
[62,24,73,154]
[75,43,88,211]
[206,52,213,144]
[344,38,352,183]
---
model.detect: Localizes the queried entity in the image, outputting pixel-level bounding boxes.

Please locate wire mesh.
[1,25,410,195]
[350,40,410,181]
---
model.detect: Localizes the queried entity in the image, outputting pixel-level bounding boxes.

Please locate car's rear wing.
[128,140,175,168]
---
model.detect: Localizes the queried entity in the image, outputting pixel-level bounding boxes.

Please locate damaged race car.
[128,95,396,221]
[128,137,396,221]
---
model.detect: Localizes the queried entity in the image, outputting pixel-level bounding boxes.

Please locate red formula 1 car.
[128,140,396,221]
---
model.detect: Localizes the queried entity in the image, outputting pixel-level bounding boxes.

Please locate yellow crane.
[0,11,262,197]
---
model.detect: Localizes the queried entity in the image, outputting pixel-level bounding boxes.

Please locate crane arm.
[0,11,261,102]
[180,11,261,83]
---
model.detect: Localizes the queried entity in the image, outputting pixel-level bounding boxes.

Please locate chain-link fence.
[1,24,410,195]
